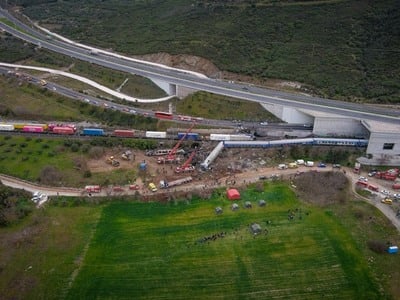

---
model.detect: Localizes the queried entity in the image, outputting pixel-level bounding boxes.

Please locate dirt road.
[1,167,399,232]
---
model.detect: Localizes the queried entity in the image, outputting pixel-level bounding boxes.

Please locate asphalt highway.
[1,7,399,125]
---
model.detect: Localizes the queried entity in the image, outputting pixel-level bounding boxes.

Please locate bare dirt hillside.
[136,52,305,93]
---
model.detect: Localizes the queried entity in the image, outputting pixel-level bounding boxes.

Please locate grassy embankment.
[0,33,275,123]
[17,0,400,103]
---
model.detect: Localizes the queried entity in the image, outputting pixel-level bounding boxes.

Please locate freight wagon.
[177,132,200,140]
[52,126,75,135]
[0,124,14,131]
[14,123,48,130]
[145,131,167,139]
[82,128,105,136]
[113,129,135,138]
[210,134,253,141]
[48,123,77,132]
[22,125,45,133]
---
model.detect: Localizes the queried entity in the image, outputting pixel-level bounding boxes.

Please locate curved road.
[1,8,400,124]
[1,167,399,232]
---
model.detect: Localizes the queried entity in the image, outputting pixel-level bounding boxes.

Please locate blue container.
[139,162,147,171]
[177,132,199,140]
[388,246,398,254]
[83,128,104,136]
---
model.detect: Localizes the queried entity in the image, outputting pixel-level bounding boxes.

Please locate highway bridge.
[1,7,400,165]
[0,7,399,125]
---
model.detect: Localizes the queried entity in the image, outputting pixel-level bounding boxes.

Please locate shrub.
[38,165,63,185]
[367,240,388,254]
[70,143,80,152]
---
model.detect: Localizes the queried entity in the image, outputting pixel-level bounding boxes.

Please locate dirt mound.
[136,52,304,91]
[293,171,349,206]
[136,52,220,78]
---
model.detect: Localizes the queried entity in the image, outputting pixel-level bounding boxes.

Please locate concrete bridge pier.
[149,78,196,98]
[261,103,313,124]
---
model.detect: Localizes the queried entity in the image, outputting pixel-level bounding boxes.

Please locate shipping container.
[210,134,231,141]
[145,131,167,139]
[229,134,253,141]
[15,123,48,130]
[82,128,104,136]
[22,125,45,133]
[49,123,77,132]
[52,126,75,135]
[177,132,200,140]
[113,129,135,138]
[0,124,14,131]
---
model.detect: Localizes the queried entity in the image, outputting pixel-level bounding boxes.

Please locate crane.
[175,149,197,173]
[157,122,196,164]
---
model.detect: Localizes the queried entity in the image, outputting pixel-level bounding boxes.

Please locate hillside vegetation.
[5,0,400,103]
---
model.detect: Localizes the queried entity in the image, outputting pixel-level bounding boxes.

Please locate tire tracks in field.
[60,211,101,299]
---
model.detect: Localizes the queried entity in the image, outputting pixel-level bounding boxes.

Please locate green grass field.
[0,204,103,300]
[0,135,156,187]
[64,184,382,299]
[1,182,399,299]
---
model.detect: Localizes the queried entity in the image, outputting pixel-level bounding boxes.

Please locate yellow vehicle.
[381,198,393,205]
[148,182,158,192]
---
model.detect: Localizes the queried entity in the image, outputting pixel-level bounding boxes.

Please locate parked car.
[129,184,140,190]
[381,198,393,205]
[318,162,326,168]
[332,164,341,168]
[358,176,368,182]
[148,182,157,192]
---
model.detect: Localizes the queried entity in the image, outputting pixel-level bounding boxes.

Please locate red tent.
[227,188,240,200]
